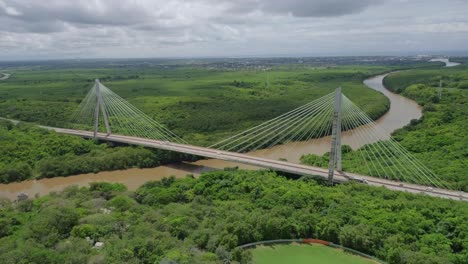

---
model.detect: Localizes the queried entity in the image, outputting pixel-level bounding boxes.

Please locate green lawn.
[252,244,376,264]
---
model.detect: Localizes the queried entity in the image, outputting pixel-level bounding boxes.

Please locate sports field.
[251,244,376,264]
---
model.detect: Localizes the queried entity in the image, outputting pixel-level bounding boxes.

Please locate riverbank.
[0,169,464,263]
[429,58,461,67]
[0,71,422,200]
[381,66,468,190]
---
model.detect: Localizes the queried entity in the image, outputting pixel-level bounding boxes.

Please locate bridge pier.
[93,79,111,138]
[328,87,342,185]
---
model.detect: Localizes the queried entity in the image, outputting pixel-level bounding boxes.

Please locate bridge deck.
[43,126,467,202]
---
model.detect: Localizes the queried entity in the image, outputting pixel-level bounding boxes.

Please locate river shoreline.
[429,58,461,67]
[0,72,423,200]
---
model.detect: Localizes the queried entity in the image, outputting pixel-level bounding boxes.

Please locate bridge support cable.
[340,95,449,189]
[210,86,445,187]
[69,79,448,189]
[340,100,377,178]
[94,80,111,137]
[70,80,186,143]
[260,99,334,151]
[102,90,160,139]
[71,84,97,126]
[99,83,186,143]
[341,97,407,181]
[358,115,447,187]
[209,92,335,150]
[342,97,439,186]
[98,88,157,140]
[340,98,394,180]
[273,101,334,160]
[100,87,175,142]
[210,92,336,152]
[232,100,331,153]
[209,92,335,151]
[343,98,402,179]
[342,97,433,185]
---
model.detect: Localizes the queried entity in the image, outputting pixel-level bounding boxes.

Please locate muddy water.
[249,73,422,162]
[0,73,422,200]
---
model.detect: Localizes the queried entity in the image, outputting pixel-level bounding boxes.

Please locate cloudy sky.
[1,0,468,60]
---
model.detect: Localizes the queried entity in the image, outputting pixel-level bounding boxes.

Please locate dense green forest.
[0,65,391,143]
[383,67,468,190]
[302,65,468,190]
[0,65,392,183]
[0,60,466,264]
[0,170,467,263]
[0,120,195,183]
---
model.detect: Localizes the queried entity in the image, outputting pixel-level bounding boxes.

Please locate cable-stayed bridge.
[19,80,468,201]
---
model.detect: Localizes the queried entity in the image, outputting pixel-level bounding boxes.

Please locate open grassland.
[251,244,375,264]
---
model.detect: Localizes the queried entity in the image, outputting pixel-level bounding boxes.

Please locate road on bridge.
[42,126,467,202]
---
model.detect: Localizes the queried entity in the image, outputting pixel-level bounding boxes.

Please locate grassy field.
[251,244,376,264]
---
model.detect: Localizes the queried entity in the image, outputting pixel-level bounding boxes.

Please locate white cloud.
[0,0,467,59]
[0,0,21,16]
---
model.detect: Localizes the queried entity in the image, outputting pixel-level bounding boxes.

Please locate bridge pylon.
[328,86,342,185]
[93,79,111,138]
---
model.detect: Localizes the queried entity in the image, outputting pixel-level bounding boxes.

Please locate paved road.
[35,125,466,202]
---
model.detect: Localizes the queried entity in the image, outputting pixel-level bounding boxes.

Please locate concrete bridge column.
[328,87,342,185]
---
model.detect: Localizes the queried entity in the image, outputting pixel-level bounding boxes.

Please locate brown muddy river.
[0,73,422,200]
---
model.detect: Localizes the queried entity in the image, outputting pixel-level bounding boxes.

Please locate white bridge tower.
[328,87,342,184]
[93,79,111,138]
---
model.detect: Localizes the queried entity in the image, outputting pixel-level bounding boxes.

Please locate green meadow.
[251,244,375,264]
